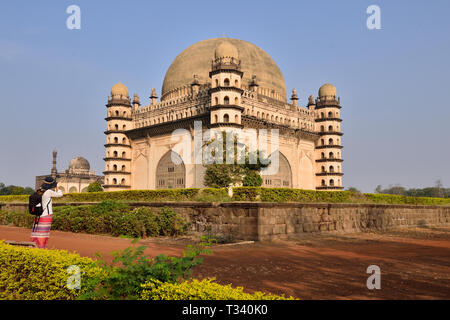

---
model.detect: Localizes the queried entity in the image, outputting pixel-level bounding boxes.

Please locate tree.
[87,181,103,192]
[346,187,361,193]
[203,131,269,188]
[375,185,382,193]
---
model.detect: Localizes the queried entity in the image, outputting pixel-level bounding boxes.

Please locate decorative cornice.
[103,171,131,175]
[315,145,344,149]
[315,117,342,123]
[315,172,344,176]
[316,158,344,163]
[209,86,244,94]
[103,157,132,162]
[316,186,344,190]
[105,116,132,121]
[209,104,244,111]
[104,143,132,148]
[319,131,343,136]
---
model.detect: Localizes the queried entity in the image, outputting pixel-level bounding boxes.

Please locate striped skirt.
[30,215,53,249]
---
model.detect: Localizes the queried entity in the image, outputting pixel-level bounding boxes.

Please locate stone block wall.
[1,201,449,241]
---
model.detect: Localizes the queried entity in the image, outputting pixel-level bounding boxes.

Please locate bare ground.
[1,225,449,300]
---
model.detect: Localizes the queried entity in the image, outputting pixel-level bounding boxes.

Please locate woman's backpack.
[28,192,43,216]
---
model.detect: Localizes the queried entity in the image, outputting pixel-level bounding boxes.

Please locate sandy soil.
[1,225,449,300]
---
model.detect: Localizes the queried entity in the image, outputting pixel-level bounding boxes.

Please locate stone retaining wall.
[1,202,449,241]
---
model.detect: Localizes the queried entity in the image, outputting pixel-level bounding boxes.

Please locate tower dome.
[111,82,129,98]
[214,41,239,59]
[69,156,90,173]
[162,38,286,102]
[318,83,337,99]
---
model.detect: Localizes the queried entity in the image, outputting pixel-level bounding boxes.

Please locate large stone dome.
[161,38,287,102]
[69,156,90,172]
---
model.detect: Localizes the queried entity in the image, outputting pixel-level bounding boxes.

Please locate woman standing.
[30,177,63,249]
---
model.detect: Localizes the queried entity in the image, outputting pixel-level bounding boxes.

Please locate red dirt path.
[1,225,449,299]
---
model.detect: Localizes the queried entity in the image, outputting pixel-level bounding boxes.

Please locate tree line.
[0,182,35,195]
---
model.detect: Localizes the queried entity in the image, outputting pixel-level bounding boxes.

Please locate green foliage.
[0,210,35,228]
[156,207,189,236]
[375,182,450,198]
[140,278,296,300]
[50,201,188,238]
[0,184,34,196]
[87,181,103,192]
[79,237,213,300]
[0,241,108,300]
[202,131,269,188]
[242,170,263,187]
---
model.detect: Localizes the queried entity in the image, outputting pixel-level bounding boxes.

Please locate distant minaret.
[51,150,57,178]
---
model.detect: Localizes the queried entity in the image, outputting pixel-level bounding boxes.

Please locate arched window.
[330,179,335,186]
[320,125,325,132]
[122,137,126,144]
[113,178,117,185]
[114,137,118,144]
[223,114,229,123]
[224,78,230,86]
[329,152,334,159]
[235,115,239,122]
[321,139,325,146]
[122,151,126,158]
[115,110,119,116]
[235,97,239,104]
[321,179,326,186]
[321,166,325,173]
[215,79,219,87]
[321,152,325,159]
[114,124,119,130]
[328,125,333,131]
[215,97,219,105]
[123,111,126,117]
[121,165,126,171]
[329,166,334,173]
[321,112,325,118]
[113,151,118,158]
[121,178,126,185]
[328,111,333,118]
[214,114,218,123]
[224,96,230,105]
[329,138,334,145]
[123,125,126,130]
[235,79,239,87]
[113,164,117,171]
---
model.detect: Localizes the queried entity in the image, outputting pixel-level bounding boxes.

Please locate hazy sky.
[0,0,449,192]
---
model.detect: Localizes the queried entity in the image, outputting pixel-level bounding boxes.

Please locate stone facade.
[103,38,345,192]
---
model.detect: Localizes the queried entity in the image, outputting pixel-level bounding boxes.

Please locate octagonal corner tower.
[161,38,287,102]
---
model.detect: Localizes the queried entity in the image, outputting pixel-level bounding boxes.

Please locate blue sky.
[0,0,449,192]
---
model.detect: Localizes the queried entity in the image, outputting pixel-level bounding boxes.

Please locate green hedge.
[0,188,229,203]
[1,187,449,206]
[141,278,296,300]
[232,187,450,205]
[0,201,189,238]
[363,193,450,205]
[0,241,108,300]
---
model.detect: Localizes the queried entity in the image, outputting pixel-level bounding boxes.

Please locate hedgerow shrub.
[140,278,296,300]
[51,201,187,238]
[0,210,34,228]
[0,241,108,300]
[363,193,450,205]
[232,187,357,203]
